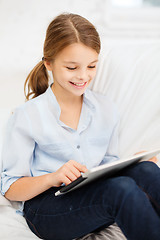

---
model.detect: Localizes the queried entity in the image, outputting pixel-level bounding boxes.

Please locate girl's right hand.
[48,160,88,187]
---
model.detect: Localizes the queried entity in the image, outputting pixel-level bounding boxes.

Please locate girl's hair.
[24,13,101,100]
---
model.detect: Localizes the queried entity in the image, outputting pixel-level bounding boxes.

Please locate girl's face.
[45,43,99,97]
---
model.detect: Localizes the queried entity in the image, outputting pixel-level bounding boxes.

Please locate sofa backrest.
[1,41,160,204]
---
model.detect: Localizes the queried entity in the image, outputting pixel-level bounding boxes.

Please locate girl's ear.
[44,60,52,71]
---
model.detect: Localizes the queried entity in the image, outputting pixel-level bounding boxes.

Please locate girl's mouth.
[69,81,87,89]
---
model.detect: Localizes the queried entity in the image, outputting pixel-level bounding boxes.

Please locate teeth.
[72,82,85,86]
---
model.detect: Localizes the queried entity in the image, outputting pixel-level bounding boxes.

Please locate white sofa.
[0,41,160,239]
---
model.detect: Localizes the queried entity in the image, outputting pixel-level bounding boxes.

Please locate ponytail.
[24,61,49,101]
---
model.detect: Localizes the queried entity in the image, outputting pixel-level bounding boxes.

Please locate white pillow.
[91,42,160,159]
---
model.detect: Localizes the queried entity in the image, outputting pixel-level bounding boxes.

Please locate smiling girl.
[1,13,160,240]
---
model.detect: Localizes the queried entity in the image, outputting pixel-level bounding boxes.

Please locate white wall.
[0,0,108,109]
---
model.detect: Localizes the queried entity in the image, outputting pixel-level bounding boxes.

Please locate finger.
[61,164,79,182]
[70,167,82,178]
[64,161,85,179]
[69,160,88,173]
[62,175,72,186]
[75,163,88,173]
[148,157,158,163]
[134,150,146,155]
[66,170,78,182]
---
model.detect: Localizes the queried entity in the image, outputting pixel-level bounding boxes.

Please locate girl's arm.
[5,160,87,201]
[2,109,87,202]
[5,174,52,201]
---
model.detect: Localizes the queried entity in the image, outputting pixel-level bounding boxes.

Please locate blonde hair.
[24,13,101,100]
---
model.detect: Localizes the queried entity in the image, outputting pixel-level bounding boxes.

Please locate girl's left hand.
[134,151,158,164]
[148,155,158,163]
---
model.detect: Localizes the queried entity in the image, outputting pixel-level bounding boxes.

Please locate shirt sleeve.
[1,107,35,195]
[100,110,120,165]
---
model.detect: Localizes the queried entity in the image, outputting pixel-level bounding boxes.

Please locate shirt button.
[77,145,80,149]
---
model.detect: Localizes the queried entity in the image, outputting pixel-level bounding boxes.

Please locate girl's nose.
[77,70,87,80]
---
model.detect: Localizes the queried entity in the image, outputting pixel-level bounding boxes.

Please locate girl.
[1,13,160,240]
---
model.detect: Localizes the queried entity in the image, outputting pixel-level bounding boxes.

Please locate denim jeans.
[24,161,160,240]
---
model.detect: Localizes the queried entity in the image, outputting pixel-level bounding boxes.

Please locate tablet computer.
[55,148,160,196]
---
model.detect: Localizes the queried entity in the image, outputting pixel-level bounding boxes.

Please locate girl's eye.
[66,66,96,70]
[66,67,77,70]
[88,66,96,69]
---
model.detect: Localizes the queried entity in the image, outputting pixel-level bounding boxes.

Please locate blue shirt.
[1,85,119,196]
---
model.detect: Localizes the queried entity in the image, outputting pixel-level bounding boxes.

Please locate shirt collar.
[82,88,96,112]
[46,84,61,119]
[45,84,96,131]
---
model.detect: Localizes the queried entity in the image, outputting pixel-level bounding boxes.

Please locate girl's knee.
[105,177,139,216]
[108,176,137,197]
[137,161,159,175]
